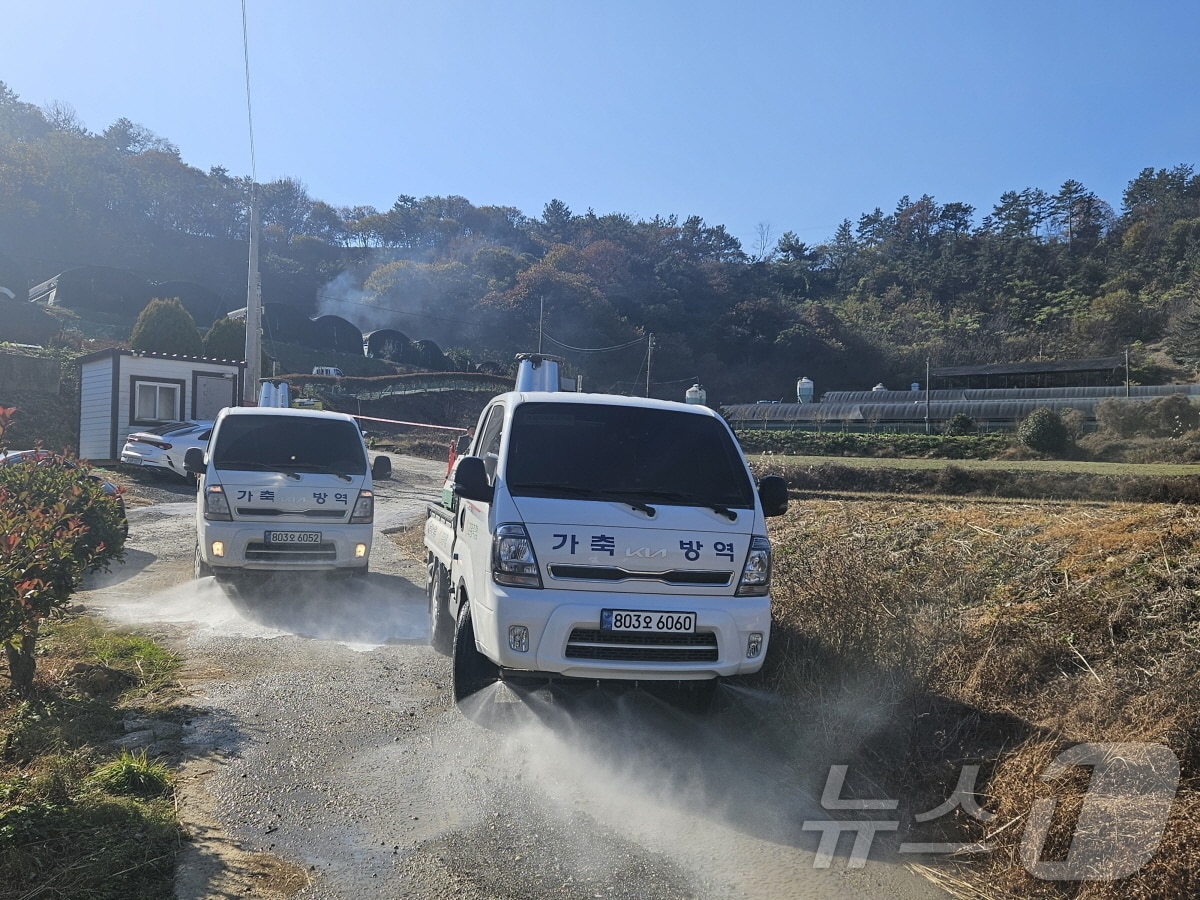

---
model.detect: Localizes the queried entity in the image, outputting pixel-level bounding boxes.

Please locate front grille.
[237,508,347,519]
[549,565,732,586]
[244,541,338,562]
[565,628,719,663]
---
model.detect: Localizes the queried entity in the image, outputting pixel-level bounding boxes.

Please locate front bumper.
[473,585,771,681]
[198,520,373,572]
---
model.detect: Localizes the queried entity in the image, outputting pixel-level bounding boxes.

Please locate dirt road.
[78,455,951,899]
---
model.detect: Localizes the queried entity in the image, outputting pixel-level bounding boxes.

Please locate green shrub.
[1017,407,1070,455]
[1145,394,1200,437]
[202,315,246,360]
[130,297,202,356]
[734,429,1010,459]
[1095,397,1148,437]
[942,413,975,436]
[0,424,127,699]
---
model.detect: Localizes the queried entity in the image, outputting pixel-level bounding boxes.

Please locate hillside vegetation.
[5,81,1200,403]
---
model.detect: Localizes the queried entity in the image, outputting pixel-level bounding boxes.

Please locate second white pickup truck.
[425,355,789,709]
[187,405,389,581]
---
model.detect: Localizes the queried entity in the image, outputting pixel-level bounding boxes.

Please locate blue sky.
[7,1,1199,252]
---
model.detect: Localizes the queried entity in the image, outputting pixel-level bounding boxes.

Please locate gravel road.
[77,455,952,900]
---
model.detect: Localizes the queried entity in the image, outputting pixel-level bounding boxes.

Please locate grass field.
[760,495,1198,898]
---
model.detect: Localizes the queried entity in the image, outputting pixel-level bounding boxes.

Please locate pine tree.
[203,316,247,361]
[130,297,203,356]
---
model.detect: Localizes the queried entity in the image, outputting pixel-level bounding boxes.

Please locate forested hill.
[3,81,1200,403]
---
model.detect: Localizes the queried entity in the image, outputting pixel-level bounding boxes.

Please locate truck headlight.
[203,485,232,521]
[349,489,374,524]
[492,524,542,588]
[735,536,772,596]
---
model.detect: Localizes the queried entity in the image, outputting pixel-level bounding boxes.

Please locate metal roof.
[930,356,1124,377]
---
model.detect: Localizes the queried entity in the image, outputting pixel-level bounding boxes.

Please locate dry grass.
[762,496,1200,898]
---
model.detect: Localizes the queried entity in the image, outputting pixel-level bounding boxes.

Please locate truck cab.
[425,355,789,707]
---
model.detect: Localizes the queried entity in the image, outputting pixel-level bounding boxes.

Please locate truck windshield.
[505,403,755,508]
[211,416,367,475]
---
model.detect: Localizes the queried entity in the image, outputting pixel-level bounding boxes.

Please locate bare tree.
[753,222,774,262]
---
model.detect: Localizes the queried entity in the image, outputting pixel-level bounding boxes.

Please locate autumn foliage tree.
[0,408,126,700]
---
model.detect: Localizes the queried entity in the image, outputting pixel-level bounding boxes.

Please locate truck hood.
[510,495,756,593]
[212,470,367,522]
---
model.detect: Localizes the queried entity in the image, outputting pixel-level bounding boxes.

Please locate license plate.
[265,531,322,544]
[601,609,696,633]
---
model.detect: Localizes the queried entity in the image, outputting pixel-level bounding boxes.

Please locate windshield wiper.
[631,490,739,521]
[593,490,657,517]
[292,463,356,481]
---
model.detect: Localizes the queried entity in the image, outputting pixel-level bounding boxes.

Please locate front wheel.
[452,600,499,704]
[194,543,213,579]
[428,561,454,655]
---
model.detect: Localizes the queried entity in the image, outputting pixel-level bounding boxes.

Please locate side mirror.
[372,455,392,481]
[184,447,206,476]
[758,475,789,517]
[453,456,494,503]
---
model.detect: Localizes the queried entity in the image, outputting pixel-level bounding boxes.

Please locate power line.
[241,0,257,184]
[541,332,644,353]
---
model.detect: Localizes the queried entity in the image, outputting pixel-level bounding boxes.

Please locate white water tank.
[685,383,707,406]
[797,377,814,403]
[872,383,887,392]
[514,353,562,392]
[258,380,290,408]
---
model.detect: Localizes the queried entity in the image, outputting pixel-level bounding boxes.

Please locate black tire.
[452,600,499,704]
[194,543,213,579]
[428,562,454,655]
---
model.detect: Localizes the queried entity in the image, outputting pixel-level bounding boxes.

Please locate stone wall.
[0,352,61,394]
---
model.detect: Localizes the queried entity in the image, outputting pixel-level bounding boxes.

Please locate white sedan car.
[120,420,213,481]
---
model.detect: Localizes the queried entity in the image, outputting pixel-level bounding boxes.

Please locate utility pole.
[243,187,261,405]
[925,356,931,434]
[538,296,544,354]
[646,333,655,398]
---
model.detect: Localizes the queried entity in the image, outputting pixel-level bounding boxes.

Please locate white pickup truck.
[187,405,389,581]
[424,355,789,708]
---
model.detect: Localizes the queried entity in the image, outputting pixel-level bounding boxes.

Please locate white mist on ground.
[86,571,428,650]
[386,679,948,900]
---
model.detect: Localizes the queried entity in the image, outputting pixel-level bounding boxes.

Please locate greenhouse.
[723,383,1200,433]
